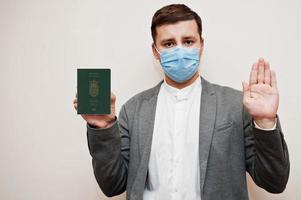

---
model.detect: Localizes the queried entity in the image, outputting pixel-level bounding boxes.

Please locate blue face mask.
[155,46,200,83]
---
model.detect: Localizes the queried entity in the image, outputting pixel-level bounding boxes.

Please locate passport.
[77,68,111,114]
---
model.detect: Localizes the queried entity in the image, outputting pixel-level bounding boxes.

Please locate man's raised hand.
[242,58,279,129]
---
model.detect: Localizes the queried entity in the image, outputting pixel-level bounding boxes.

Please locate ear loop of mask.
[153,45,161,55]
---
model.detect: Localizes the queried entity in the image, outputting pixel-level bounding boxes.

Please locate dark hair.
[151,4,203,42]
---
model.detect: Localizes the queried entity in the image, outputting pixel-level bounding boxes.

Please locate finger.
[271,70,277,89]
[257,58,265,84]
[242,81,253,107]
[264,61,271,86]
[111,92,116,103]
[249,63,258,85]
[74,103,78,111]
[242,81,251,97]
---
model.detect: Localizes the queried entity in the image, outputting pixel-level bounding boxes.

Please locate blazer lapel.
[199,77,217,195]
[138,80,163,158]
[134,80,163,196]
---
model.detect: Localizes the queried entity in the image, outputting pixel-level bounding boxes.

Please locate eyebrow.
[160,38,175,44]
[160,35,197,43]
[182,36,197,40]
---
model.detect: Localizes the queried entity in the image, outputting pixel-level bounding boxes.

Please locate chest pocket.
[208,121,233,168]
[214,121,233,132]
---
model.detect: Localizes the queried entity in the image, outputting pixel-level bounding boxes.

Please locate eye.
[183,40,195,46]
[163,42,175,48]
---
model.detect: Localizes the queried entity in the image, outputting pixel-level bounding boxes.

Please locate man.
[73,4,289,200]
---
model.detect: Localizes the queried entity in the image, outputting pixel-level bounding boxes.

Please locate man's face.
[152,19,204,60]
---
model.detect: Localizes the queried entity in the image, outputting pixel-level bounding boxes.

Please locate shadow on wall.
[247,173,288,200]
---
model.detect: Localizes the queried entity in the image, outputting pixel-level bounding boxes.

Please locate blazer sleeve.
[86,104,130,197]
[244,106,290,193]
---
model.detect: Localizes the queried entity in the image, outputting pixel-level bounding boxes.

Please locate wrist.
[88,116,117,129]
[254,117,276,129]
[98,116,117,129]
[105,115,117,126]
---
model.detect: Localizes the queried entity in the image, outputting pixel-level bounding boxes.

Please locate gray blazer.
[86,76,289,200]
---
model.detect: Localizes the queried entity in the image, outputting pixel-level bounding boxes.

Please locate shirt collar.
[162,76,201,101]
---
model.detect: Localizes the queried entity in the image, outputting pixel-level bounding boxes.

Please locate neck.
[165,72,200,89]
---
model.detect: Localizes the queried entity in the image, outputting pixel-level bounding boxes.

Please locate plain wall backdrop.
[0,0,300,199]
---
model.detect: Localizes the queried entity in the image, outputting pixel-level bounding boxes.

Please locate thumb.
[242,81,249,93]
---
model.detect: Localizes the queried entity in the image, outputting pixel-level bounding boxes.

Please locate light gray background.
[0,0,300,199]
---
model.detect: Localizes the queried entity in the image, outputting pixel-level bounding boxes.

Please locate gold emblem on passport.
[89,80,99,97]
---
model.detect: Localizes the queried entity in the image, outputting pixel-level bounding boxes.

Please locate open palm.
[242,58,279,128]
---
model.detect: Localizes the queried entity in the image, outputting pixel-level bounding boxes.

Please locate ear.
[199,38,204,57]
[152,43,160,60]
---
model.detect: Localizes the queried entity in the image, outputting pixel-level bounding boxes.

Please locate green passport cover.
[77,68,111,114]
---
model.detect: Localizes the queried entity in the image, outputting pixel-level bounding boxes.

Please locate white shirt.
[143,77,202,200]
